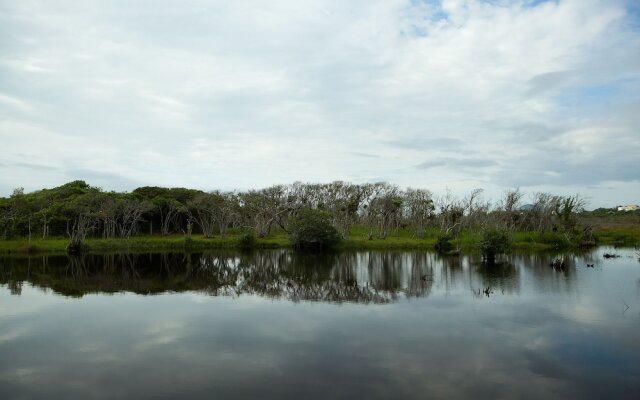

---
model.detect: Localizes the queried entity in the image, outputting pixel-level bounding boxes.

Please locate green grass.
[0,237,69,254]
[580,214,640,246]
[592,226,640,246]
[0,234,290,255]
[1,223,638,255]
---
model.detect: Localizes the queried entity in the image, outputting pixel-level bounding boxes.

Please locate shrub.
[289,208,340,250]
[480,228,511,263]
[238,232,256,250]
[434,233,454,252]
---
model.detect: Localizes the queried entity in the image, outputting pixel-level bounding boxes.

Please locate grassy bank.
[1,224,637,255]
[0,234,289,255]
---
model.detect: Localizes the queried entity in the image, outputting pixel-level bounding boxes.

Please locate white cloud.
[0,0,638,206]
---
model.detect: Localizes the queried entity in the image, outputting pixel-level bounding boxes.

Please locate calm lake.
[1,247,639,399]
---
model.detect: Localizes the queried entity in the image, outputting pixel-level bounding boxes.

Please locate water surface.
[1,248,639,399]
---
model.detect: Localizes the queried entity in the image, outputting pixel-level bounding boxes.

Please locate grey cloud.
[494,149,640,188]
[481,120,566,142]
[13,162,58,171]
[388,137,464,150]
[527,70,575,96]
[417,157,497,170]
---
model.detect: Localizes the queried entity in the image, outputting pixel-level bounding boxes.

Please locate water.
[1,247,639,399]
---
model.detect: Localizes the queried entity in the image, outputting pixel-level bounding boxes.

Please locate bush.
[237,232,256,250]
[434,233,454,252]
[480,228,511,262]
[289,209,340,250]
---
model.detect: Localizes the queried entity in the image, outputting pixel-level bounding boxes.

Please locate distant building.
[617,205,639,211]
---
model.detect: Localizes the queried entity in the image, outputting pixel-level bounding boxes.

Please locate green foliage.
[434,233,454,252]
[237,232,256,250]
[480,228,512,262]
[289,209,340,250]
[1,181,636,254]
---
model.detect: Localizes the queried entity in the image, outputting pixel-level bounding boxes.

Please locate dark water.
[1,247,639,399]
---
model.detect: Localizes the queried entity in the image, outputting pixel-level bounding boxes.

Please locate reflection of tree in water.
[0,252,399,303]
[195,253,241,296]
[470,255,520,295]
[1,256,23,295]
[437,253,464,293]
[405,252,434,298]
[367,252,403,301]
[1,250,596,302]
[237,252,391,303]
[512,252,578,295]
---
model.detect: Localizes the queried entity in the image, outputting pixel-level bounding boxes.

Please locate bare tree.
[403,188,434,238]
[555,195,587,231]
[188,192,240,239]
[359,183,386,240]
[436,190,464,235]
[323,181,364,239]
[368,184,403,239]
[67,214,97,254]
[117,198,153,239]
[496,188,524,231]
[239,184,304,237]
[96,195,119,238]
[189,193,219,238]
[212,191,240,238]
[462,188,489,230]
[153,196,183,236]
[522,192,562,232]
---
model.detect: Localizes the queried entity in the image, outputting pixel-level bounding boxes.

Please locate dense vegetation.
[288,209,341,250]
[0,180,637,254]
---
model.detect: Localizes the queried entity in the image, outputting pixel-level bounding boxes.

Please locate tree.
[211,191,240,238]
[117,197,153,239]
[95,194,120,238]
[188,193,219,238]
[188,191,239,238]
[0,194,17,239]
[239,185,302,237]
[555,195,587,231]
[63,192,101,254]
[359,183,402,240]
[404,188,434,238]
[288,208,340,250]
[436,190,464,235]
[323,181,363,239]
[480,228,511,263]
[497,188,523,231]
[462,188,489,230]
[152,196,183,236]
[521,192,562,232]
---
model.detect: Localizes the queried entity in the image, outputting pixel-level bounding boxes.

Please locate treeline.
[0,180,587,245]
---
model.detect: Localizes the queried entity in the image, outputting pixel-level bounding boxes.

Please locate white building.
[617,204,639,211]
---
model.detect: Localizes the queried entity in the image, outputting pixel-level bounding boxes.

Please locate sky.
[0,0,639,208]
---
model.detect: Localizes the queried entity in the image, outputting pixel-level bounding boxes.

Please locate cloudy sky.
[0,0,638,207]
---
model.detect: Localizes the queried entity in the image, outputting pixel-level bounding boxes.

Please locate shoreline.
[1,229,637,255]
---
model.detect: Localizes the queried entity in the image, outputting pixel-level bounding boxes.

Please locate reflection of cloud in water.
[0,326,28,344]
[135,321,185,351]
[0,248,639,399]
